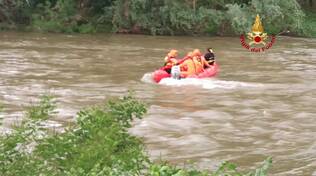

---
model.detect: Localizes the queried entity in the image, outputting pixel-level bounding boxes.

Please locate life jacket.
[176,55,191,65]
[192,56,204,73]
[180,57,203,77]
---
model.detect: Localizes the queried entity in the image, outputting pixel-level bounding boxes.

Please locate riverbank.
[0,0,315,37]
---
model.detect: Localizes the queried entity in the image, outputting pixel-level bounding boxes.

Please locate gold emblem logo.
[247,14,268,46]
[240,14,275,52]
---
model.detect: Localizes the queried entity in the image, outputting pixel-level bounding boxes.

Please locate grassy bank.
[0,94,272,175]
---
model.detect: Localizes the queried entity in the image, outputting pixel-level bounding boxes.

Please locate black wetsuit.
[204,52,215,67]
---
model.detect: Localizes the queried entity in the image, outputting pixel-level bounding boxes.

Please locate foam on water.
[141,72,155,84]
[141,72,263,89]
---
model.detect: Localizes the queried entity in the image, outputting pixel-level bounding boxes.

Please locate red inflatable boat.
[153,63,219,83]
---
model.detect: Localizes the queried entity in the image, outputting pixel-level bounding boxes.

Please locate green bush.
[0,94,149,175]
[31,0,78,33]
[0,0,32,30]
[302,10,316,37]
[224,0,305,35]
[149,157,272,176]
[111,0,223,35]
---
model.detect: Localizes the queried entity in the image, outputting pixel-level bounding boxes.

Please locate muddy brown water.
[0,32,315,175]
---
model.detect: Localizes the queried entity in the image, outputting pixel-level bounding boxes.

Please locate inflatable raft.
[153,63,219,83]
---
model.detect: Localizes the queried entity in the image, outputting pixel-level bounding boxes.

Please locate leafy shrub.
[0,0,31,30]
[224,0,305,35]
[302,10,316,37]
[31,0,78,33]
[150,157,272,176]
[111,0,224,35]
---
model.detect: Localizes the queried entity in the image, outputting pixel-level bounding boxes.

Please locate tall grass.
[0,94,272,175]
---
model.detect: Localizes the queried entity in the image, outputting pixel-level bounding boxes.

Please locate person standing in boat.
[203,48,215,68]
[163,49,178,74]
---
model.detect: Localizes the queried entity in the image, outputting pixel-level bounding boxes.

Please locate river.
[0,32,315,175]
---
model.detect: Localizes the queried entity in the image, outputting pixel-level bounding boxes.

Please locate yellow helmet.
[168,49,178,57]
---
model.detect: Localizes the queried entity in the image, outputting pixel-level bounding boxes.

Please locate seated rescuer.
[163,49,178,74]
[204,48,215,67]
[179,52,195,77]
[192,49,210,72]
[179,51,206,77]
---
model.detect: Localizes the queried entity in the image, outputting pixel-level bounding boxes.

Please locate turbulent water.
[0,32,315,175]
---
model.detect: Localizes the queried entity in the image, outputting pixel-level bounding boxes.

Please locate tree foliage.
[0,0,314,36]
